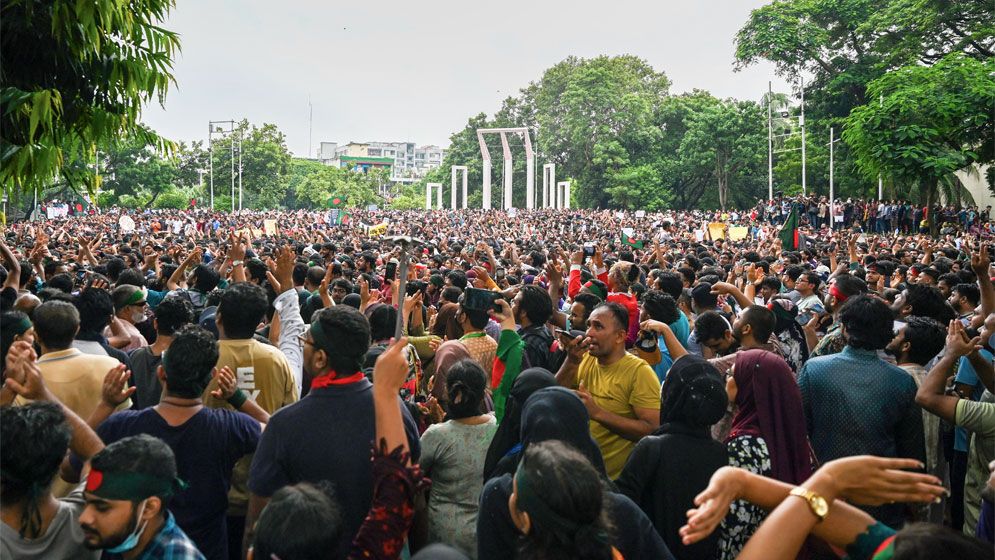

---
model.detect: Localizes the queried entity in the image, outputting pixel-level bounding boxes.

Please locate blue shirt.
[651,336,675,384]
[668,313,690,349]
[105,512,204,560]
[90,408,260,560]
[953,349,991,452]
[798,346,925,527]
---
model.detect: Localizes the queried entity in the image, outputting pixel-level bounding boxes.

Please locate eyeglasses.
[130,301,148,307]
[297,335,314,347]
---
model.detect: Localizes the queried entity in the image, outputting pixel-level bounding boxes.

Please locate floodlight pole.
[208,123,214,210]
[878,93,883,200]
[238,127,243,211]
[767,81,774,200]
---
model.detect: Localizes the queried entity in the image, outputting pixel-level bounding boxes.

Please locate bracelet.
[227,389,248,409]
[231,260,244,267]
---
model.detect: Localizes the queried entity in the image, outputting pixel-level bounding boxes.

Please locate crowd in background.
[1,199,993,560]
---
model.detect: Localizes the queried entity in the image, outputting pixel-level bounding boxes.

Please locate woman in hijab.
[615,355,728,560]
[767,298,809,373]
[482,368,557,482]
[476,388,672,560]
[719,348,813,560]
[487,386,606,480]
[431,340,473,401]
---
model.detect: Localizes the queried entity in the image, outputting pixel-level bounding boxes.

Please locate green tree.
[843,54,995,227]
[206,121,291,210]
[99,127,180,207]
[678,100,767,209]
[2,0,179,196]
[295,166,379,209]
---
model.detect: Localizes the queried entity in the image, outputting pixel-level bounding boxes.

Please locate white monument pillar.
[477,132,491,210]
[542,164,555,208]
[425,183,442,209]
[500,132,513,210]
[558,181,571,209]
[451,166,468,209]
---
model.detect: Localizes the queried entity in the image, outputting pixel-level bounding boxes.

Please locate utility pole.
[238,126,243,211]
[829,127,838,230]
[878,93,884,200]
[230,126,235,213]
[767,81,774,200]
[800,75,807,196]
[208,122,214,209]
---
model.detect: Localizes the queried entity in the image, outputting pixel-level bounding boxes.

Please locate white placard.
[119,215,136,232]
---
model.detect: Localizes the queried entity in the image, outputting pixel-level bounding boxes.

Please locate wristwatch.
[231,260,244,267]
[789,486,829,521]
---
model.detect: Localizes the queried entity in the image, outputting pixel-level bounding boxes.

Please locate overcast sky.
[142,0,791,156]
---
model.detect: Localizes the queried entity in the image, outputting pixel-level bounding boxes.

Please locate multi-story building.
[317,140,446,181]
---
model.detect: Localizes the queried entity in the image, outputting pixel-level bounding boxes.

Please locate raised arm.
[970,243,993,330]
[915,320,979,423]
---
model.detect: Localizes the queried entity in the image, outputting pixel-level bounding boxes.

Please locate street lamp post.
[829,127,841,230]
[767,81,774,201]
[800,76,807,197]
[208,120,239,212]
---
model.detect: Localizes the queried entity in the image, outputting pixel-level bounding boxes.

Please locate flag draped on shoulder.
[779,205,800,250]
[491,330,525,423]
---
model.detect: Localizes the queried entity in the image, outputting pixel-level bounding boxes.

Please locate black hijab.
[482,368,556,481]
[656,355,728,436]
[491,386,607,479]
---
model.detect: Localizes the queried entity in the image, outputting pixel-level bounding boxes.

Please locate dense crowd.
[0,199,992,560]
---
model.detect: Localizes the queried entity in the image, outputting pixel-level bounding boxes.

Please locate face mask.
[988,333,995,351]
[105,499,149,554]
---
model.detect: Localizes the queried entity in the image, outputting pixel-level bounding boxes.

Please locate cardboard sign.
[366,222,388,236]
[728,226,749,241]
[707,222,726,240]
[263,219,278,235]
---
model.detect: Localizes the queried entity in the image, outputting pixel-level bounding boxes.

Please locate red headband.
[829,284,848,303]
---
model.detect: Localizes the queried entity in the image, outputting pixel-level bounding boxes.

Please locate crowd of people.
[0,199,993,560]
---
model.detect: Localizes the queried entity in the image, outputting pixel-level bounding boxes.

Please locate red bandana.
[310,372,365,390]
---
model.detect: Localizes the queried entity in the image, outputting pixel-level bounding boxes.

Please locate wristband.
[231,260,244,267]
[227,389,248,409]
[569,264,582,272]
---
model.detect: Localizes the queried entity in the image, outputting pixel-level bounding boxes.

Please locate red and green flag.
[326,195,345,209]
[621,228,644,249]
[779,205,800,250]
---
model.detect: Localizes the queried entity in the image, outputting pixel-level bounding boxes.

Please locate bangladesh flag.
[621,228,644,249]
[326,196,345,208]
[779,205,800,250]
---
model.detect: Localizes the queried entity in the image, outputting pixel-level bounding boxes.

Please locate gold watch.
[789,486,829,521]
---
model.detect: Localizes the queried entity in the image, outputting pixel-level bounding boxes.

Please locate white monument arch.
[451,166,468,209]
[425,182,443,209]
[542,163,556,208]
[556,181,571,209]
[476,128,535,210]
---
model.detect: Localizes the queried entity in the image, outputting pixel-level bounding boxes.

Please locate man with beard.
[80,435,203,559]
[244,305,420,558]
[556,302,660,479]
[511,284,555,371]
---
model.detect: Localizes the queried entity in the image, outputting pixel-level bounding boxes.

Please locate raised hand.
[210,366,238,400]
[101,364,137,407]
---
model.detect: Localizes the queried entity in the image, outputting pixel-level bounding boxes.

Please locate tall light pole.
[208,122,214,209]
[767,81,774,201]
[877,93,884,200]
[829,127,841,230]
[800,76,807,196]
[238,127,243,211]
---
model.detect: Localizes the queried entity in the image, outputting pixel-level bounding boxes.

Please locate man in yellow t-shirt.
[556,301,661,478]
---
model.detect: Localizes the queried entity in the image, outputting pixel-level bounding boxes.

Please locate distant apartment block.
[316,140,446,182]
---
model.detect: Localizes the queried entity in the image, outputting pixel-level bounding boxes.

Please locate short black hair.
[446,269,468,289]
[306,266,325,287]
[105,258,126,282]
[783,265,804,282]
[246,259,269,284]
[91,434,178,504]
[655,272,683,300]
[840,295,894,350]
[75,287,114,334]
[117,268,146,288]
[695,311,731,343]
[595,301,630,332]
[292,263,308,286]
[740,305,776,342]
[901,316,946,366]
[367,304,397,342]
[458,299,490,330]
[441,286,462,304]
[33,301,79,350]
[572,292,602,322]
[518,285,553,326]
[641,290,679,325]
[833,274,868,299]
[331,278,353,293]
[218,282,268,339]
[1,402,71,527]
[952,283,981,307]
[191,264,221,293]
[691,282,718,311]
[759,276,781,292]
[799,272,822,291]
[162,325,219,398]
[155,296,195,336]
[46,273,74,294]
[904,284,956,324]
[253,481,342,560]
[312,306,371,375]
